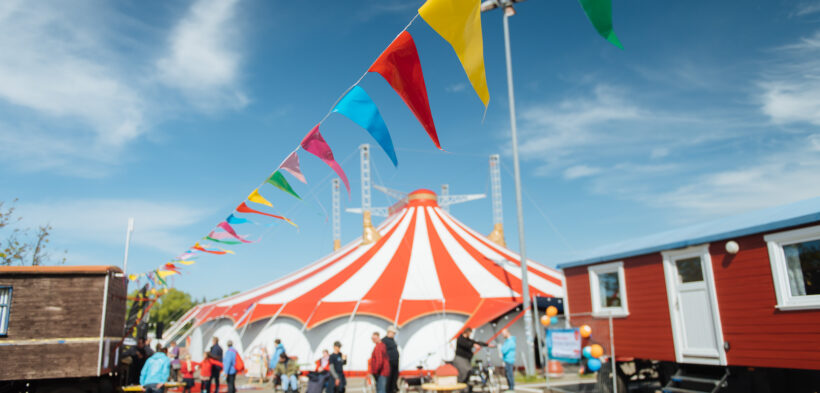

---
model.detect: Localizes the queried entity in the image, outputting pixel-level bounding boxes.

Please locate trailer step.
[662,388,710,393]
[663,366,729,393]
[671,375,721,385]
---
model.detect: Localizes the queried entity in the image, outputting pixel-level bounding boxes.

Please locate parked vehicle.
[557,197,820,392]
[0,265,153,393]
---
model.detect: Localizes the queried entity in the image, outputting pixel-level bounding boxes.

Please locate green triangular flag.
[205,236,243,245]
[578,0,623,49]
[267,171,301,200]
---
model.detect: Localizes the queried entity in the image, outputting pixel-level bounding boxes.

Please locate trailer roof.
[0,265,122,275]
[557,196,820,269]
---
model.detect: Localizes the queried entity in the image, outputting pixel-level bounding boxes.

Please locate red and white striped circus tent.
[169,189,564,371]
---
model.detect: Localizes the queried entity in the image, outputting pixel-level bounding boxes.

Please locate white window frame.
[765,224,820,311]
[0,286,11,336]
[588,261,629,318]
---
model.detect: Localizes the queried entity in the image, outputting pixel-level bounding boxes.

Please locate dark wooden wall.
[0,271,127,381]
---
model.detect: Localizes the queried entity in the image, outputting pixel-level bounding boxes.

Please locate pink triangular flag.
[278,150,307,184]
[217,221,252,243]
[300,124,350,193]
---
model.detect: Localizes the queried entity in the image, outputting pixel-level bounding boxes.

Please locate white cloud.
[792,2,820,17]
[18,199,213,255]
[446,83,467,93]
[157,0,247,109]
[0,1,145,147]
[650,134,820,216]
[650,147,669,159]
[563,165,602,179]
[760,30,820,126]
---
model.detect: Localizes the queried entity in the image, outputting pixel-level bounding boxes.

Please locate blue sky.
[1,0,819,300]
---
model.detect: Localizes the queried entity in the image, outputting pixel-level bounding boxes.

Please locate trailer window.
[0,286,10,335]
[765,225,820,311]
[588,262,629,317]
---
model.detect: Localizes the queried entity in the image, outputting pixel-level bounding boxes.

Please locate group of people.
[454,328,517,392]
[271,338,348,393]
[368,326,400,393]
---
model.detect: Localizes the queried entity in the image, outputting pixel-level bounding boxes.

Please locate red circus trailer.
[557,197,820,393]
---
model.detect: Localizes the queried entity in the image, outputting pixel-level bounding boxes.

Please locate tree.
[0,199,66,266]
[148,288,198,328]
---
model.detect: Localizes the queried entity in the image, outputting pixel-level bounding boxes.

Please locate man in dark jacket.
[329,341,347,393]
[454,328,494,393]
[381,326,400,393]
[209,337,223,393]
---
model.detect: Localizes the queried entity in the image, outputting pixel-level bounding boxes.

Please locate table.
[421,383,468,392]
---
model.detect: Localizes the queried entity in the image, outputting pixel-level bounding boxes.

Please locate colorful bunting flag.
[128,274,139,281]
[333,86,398,166]
[175,260,196,266]
[248,188,274,207]
[217,221,253,243]
[300,124,350,193]
[226,214,249,225]
[237,202,293,223]
[578,0,623,48]
[205,236,243,245]
[193,243,229,255]
[419,0,489,107]
[369,31,440,149]
[267,171,301,200]
[157,270,178,279]
[208,231,247,241]
[278,150,307,184]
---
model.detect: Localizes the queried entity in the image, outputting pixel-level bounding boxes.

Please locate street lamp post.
[480,0,537,376]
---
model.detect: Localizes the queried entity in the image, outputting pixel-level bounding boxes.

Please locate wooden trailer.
[0,265,127,392]
[558,197,820,393]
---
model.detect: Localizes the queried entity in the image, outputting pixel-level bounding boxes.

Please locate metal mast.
[360,144,371,212]
[332,178,341,251]
[441,184,450,213]
[488,154,506,247]
[481,0,536,374]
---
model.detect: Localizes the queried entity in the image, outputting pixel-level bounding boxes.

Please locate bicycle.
[467,348,501,393]
[398,352,435,393]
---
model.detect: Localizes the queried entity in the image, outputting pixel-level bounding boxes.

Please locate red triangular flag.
[236,202,289,221]
[369,31,440,149]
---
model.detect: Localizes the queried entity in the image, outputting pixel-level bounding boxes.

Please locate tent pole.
[301,301,322,332]
[238,303,258,341]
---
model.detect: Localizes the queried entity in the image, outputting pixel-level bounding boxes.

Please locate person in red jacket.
[179,354,199,393]
[199,352,223,393]
[369,332,390,393]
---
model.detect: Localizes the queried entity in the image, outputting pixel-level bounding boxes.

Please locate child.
[180,354,198,393]
[200,352,223,393]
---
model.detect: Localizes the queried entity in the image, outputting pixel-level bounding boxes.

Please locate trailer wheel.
[596,362,627,393]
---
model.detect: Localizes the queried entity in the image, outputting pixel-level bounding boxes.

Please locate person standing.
[180,354,198,393]
[381,326,400,393]
[168,341,181,381]
[223,340,239,393]
[140,345,171,393]
[275,353,300,393]
[209,337,224,393]
[199,352,223,393]
[500,329,516,391]
[270,338,286,372]
[369,332,391,393]
[329,341,347,393]
[454,328,494,393]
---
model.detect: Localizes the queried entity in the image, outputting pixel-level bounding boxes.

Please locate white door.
[662,246,726,365]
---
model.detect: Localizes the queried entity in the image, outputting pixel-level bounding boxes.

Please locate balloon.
[540,315,551,326]
[587,358,602,372]
[590,344,604,358]
[582,346,592,359]
[580,324,592,338]
[546,306,558,317]
[550,316,559,325]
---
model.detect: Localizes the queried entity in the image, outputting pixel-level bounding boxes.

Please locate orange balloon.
[590,344,604,358]
[546,306,558,317]
[540,315,551,326]
[580,324,592,338]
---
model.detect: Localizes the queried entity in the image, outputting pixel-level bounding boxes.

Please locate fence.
[536,312,619,393]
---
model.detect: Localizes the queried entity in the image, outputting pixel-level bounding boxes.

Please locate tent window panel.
[0,286,11,336]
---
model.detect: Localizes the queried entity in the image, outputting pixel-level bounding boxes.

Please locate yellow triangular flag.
[176,260,196,266]
[128,274,138,281]
[157,270,178,279]
[216,247,235,255]
[419,0,489,107]
[248,188,274,208]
